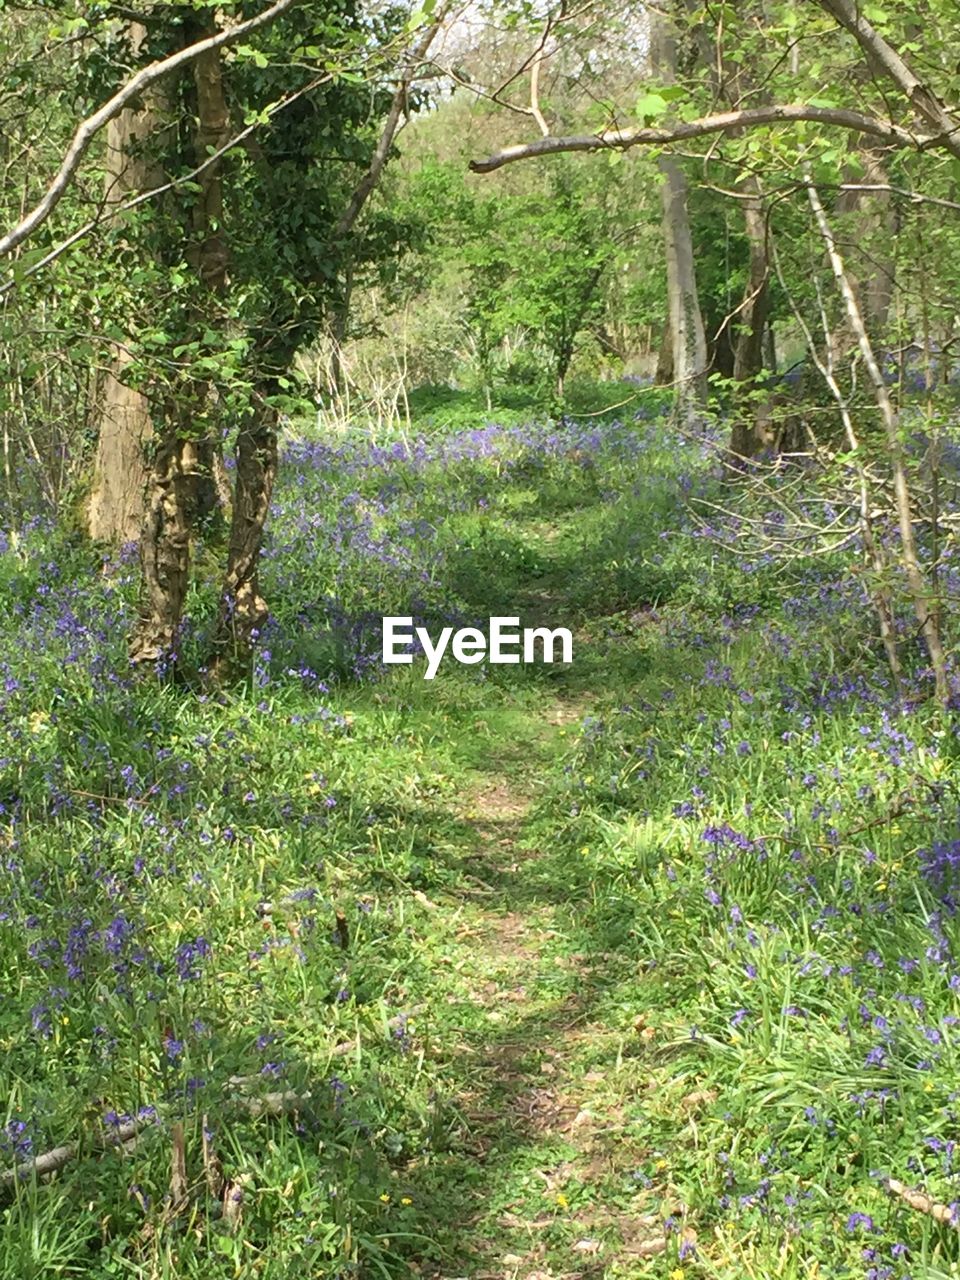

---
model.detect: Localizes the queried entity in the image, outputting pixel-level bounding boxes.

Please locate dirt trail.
[432,693,668,1280]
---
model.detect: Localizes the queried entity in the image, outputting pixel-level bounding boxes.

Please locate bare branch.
[334,7,455,240]
[529,47,550,138]
[839,183,960,214]
[468,105,928,173]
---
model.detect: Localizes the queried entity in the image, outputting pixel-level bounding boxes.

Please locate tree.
[650,4,707,427]
[0,0,446,675]
[467,0,959,704]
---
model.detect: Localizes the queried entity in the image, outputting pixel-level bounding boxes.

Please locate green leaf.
[635,92,669,123]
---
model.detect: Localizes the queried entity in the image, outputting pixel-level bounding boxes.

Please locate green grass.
[0,406,958,1278]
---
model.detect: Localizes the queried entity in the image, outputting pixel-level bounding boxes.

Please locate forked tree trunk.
[130,27,230,668]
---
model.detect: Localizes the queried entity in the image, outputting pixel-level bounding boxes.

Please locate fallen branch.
[0,1117,141,1186]
[886,1178,958,1226]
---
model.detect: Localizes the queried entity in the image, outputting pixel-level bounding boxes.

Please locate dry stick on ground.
[0,1117,141,1187]
[805,178,949,705]
[886,1178,959,1226]
[0,1080,321,1188]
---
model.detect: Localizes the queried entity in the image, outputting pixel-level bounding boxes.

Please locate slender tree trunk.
[774,227,902,693]
[652,10,708,426]
[733,185,770,381]
[659,155,709,426]
[329,260,354,397]
[807,180,948,705]
[87,24,168,544]
[836,144,896,341]
[728,185,773,458]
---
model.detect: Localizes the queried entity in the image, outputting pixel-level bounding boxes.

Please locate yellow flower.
[379,1194,390,1203]
[670,1270,685,1280]
[401,1197,412,1206]
[556,1193,569,1209]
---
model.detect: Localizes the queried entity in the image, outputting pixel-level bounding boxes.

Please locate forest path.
[414,682,670,1280]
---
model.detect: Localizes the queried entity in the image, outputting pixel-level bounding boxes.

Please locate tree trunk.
[130,25,230,668]
[652,9,708,427]
[329,260,354,398]
[733,185,770,382]
[212,393,279,672]
[836,144,896,341]
[86,24,168,544]
[807,179,948,706]
[88,348,154,543]
[728,186,775,458]
[659,154,709,426]
[129,429,195,666]
[654,320,674,385]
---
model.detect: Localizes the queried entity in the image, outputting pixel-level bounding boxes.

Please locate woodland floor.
[2,415,956,1280]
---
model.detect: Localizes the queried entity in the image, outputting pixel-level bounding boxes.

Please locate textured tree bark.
[130,23,230,668]
[212,394,279,672]
[87,25,168,544]
[129,429,195,665]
